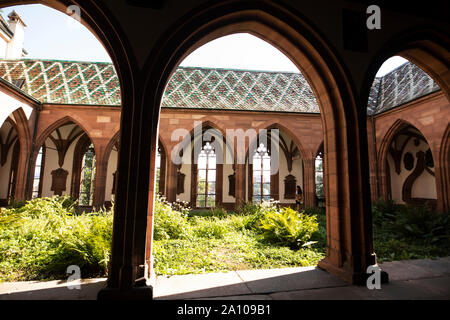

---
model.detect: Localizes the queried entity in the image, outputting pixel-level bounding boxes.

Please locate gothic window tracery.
[196,141,216,207]
[252,143,271,203]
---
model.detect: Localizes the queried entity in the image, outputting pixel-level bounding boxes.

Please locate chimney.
[6,10,27,59]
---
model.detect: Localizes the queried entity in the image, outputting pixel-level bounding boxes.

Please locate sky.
[2,4,407,76]
[2,4,111,62]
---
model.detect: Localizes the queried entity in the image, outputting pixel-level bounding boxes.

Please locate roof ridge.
[375,60,410,79]
[177,65,301,74]
[0,58,114,65]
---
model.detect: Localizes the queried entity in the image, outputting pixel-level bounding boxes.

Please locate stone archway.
[121,1,373,292]
[361,29,450,212]
[101,131,120,207]
[1,107,32,202]
[352,32,450,283]
[244,122,313,207]
[0,2,135,298]
[439,125,450,213]
[264,122,317,208]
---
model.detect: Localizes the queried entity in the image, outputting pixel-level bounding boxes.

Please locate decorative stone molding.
[403,152,414,171]
[284,174,297,199]
[176,170,185,195]
[48,126,85,167]
[402,151,437,207]
[228,173,235,197]
[51,168,68,196]
[279,135,299,173]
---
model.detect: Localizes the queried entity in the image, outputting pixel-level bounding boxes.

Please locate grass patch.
[152,199,325,275]
[153,216,324,275]
[1,196,449,281]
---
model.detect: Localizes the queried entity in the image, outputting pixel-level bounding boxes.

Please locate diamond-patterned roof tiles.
[0,59,441,114]
[0,59,121,105]
[367,62,440,115]
[0,59,320,112]
[161,67,319,112]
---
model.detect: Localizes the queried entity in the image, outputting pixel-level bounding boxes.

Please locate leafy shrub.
[372,198,398,225]
[257,207,319,249]
[189,207,229,218]
[38,209,113,279]
[153,196,192,240]
[239,200,280,230]
[389,205,450,244]
[209,207,228,218]
[371,199,450,244]
[171,199,191,216]
[238,202,263,216]
[0,196,112,281]
[303,206,325,216]
[5,199,27,209]
[371,199,450,262]
[191,217,229,239]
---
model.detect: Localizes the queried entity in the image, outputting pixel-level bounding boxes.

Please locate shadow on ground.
[0,279,107,300]
[1,257,449,300]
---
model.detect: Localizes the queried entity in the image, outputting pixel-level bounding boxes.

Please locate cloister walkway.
[0,257,449,300]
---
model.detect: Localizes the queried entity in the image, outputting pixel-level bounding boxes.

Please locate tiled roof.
[368,62,440,115]
[0,59,320,112]
[0,59,441,114]
[0,59,121,105]
[161,67,319,112]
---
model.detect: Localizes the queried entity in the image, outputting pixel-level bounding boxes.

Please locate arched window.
[32,146,45,198]
[79,144,96,206]
[196,142,216,207]
[315,146,325,206]
[253,143,271,203]
[315,155,324,197]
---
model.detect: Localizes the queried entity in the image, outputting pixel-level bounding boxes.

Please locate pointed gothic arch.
[439,125,450,213]
[131,1,372,287]
[0,107,32,204]
[379,120,437,207]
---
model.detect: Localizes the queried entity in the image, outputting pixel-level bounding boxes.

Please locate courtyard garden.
[0,196,449,281]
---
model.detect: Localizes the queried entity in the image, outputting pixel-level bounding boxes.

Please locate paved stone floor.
[0,257,449,300]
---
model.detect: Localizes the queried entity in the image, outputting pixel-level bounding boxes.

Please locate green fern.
[257,207,318,249]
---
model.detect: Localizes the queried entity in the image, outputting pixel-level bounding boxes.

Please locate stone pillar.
[158,149,167,196]
[11,108,32,201]
[92,142,107,210]
[367,117,380,202]
[432,144,448,214]
[98,76,154,300]
[302,156,315,208]
[165,159,179,203]
[437,154,450,214]
[216,163,223,206]
[317,118,386,285]
[234,163,246,208]
[145,138,158,285]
